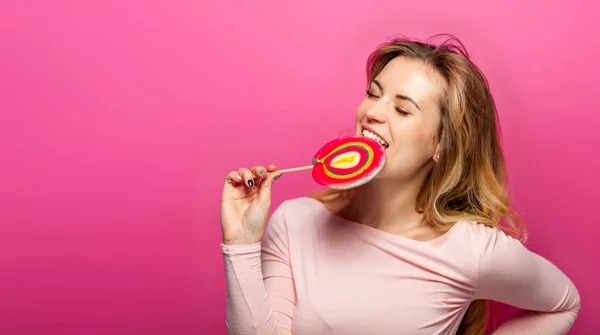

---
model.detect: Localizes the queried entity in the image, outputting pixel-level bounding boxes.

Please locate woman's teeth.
[362,129,389,148]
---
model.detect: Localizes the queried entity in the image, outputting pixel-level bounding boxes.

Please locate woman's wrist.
[222,237,261,246]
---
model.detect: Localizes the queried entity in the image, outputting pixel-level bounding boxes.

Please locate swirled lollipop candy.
[311,135,386,189]
[274,135,386,190]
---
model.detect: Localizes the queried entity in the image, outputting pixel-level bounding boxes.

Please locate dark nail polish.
[260,170,267,177]
[274,173,283,180]
[247,179,254,187]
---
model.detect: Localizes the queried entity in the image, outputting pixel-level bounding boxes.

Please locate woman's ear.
[433,143,440,163]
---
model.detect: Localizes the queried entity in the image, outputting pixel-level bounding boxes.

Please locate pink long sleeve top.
[221,197,580,335]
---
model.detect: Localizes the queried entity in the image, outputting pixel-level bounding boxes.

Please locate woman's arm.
[475,228,581,334]
[221,202,296,335]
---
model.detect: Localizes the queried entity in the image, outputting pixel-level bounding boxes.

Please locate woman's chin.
[373,170,390,180]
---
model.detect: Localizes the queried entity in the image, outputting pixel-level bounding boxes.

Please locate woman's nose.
[365,101,387,123]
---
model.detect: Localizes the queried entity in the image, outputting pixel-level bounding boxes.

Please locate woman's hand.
[220,164,282,246]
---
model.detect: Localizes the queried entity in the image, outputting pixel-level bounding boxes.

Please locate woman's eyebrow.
[372,79,421,111]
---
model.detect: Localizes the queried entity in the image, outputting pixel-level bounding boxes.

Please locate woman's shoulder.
[273,196,325,215]
[450,220,527,254]
[268,196,329,227]
[453,220,514,236]
[264,196,331,243]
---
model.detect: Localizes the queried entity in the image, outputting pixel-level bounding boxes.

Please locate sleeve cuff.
[220,242,262,255]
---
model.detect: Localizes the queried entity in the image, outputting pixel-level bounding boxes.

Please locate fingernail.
[274,173,283,181]
[247,179,254,187]
[260,170,267,177]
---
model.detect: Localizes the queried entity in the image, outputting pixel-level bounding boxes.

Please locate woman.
[219,35,581,335]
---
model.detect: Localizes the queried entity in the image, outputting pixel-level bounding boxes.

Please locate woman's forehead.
[374,57,444,109]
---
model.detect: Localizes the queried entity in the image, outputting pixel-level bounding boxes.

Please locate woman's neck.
[352,178,424,232]
[332,157,439,236]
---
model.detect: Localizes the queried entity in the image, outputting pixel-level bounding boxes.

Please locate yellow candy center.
[330,151,360,169]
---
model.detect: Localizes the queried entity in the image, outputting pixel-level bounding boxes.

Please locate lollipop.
[274,135,386,190]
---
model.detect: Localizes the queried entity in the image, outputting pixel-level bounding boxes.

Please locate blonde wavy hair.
[309,35,527,335]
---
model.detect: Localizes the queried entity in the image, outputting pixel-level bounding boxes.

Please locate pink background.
[1,0,598,334]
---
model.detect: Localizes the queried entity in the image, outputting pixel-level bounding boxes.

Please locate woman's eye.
[395,107,410,116]
[366,90,379,98]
